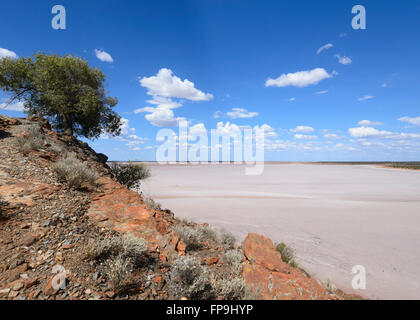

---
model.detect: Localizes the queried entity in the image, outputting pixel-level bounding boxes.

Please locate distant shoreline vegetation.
[107,161,420,170]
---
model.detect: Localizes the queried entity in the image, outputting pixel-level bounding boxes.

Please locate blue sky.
[1,0,420,161]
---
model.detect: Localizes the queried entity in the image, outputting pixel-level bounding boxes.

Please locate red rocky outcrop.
[242,233,331,300]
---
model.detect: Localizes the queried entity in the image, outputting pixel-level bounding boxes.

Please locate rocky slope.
[0,115,356,300]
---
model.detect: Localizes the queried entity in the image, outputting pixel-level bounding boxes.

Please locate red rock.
[152,276,163,284]
[25,278,39,289]
[44,278,59,296]
[0,288,11,298]
[62,244,74,250]
[23,235,37,246]
[205,257,219,265]
[156,221,169,234]
[242,233,330,300]
[176,239,186,255]
[243,233,285,272]
[28,289,41,299]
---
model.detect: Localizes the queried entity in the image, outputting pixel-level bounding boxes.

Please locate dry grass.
[168,256,213,300]
[174,225,203,251]
[85,233,148,292]
[143,197,162,211]
[223,249,244,276]
[105,255,133,291]
[200,225,219,243]
[220,229,237,250]
[16,124,45,153]
[212,277,246,300]
[53,153,98,189]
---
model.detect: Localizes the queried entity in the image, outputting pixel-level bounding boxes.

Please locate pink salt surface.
[143,163,420,299]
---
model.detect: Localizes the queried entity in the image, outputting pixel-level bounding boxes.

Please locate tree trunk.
[63,114,73,136]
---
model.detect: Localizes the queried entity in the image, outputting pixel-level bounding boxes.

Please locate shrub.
[16,124,45,153]
[289,260,299,268]
[85,237,117,261]
[105,255,133,292]
[220,229,237,250]
[168,256,213,300]
[324,279,337,294]
[224,249,244,276]
[119,233,148,267]
[213,277,246,300]
[174,225,203,251]
[53,153,98,189]
[275,242,297,267]
[200,225,219,243]
[85,233,147,266]
[109,162,151,190]
[143,197,162,211]
[85,233,148,293]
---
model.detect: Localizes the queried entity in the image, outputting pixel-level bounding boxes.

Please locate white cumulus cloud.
[335,54,352,65]
[324,133,341,139]
[398,116,420,126]
[294,134,318,140]
[0,48,18,59]
[94,49,114,63]
[226,108,258,119]
[290,126,315,133]
[140,68,213,101]
[137,68,213,127]
[317,43,333,55]
[358,120,383,126]
[358,95,375,101]
[0,101,24,111]
[265,68,333,88]
[348,127,392,138]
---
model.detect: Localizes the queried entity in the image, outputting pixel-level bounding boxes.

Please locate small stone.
[8,290,19,298]
[44,278,59,296]
[0,288,11,297]
[24,278,39,289]
[105,291,115,298]
[12,281,24,291]
[28,289,41,299]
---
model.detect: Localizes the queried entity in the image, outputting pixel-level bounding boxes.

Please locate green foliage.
[0,53,121,139]
[109,162,151,190]
[275,242,298,267]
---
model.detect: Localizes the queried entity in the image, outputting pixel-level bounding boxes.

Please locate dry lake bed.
[143,163,420,299]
